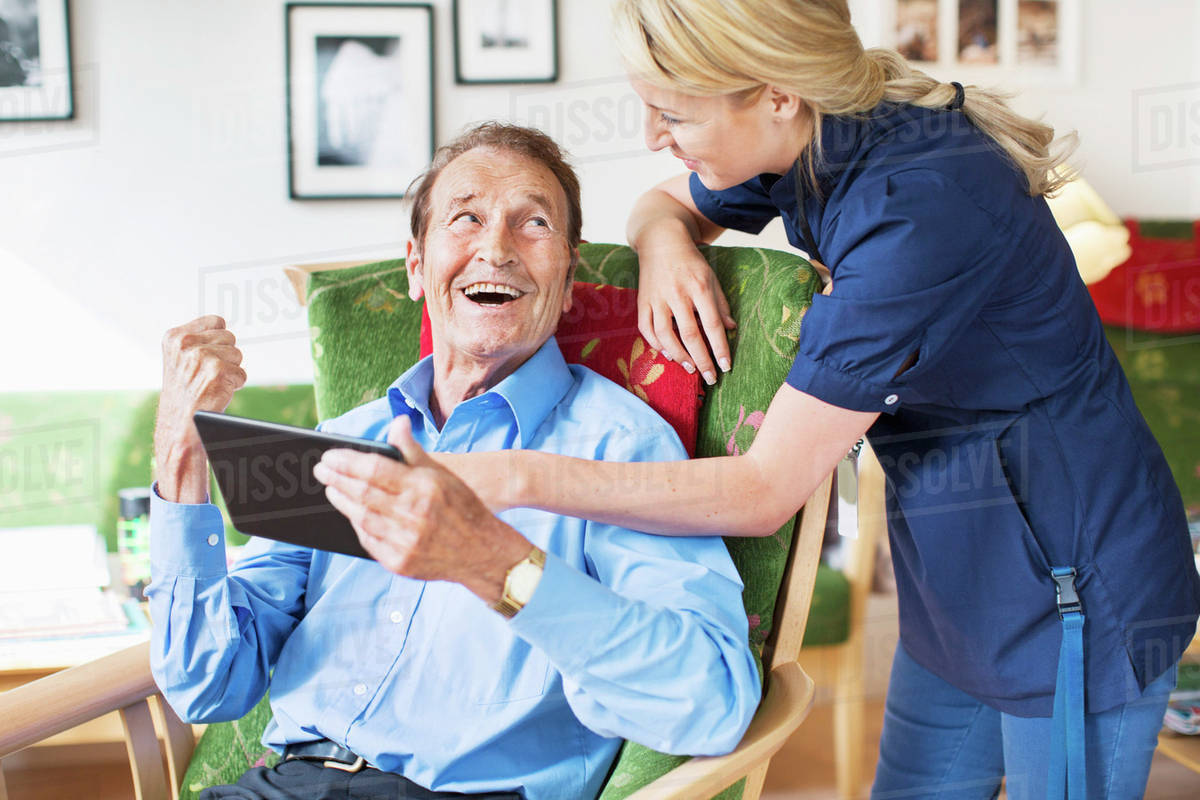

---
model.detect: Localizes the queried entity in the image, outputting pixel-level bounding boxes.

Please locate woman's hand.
[637,238,736,386]
[628,175,732,385]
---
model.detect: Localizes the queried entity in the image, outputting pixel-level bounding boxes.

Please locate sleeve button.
[884,394,899,406]
[207,534,220,546]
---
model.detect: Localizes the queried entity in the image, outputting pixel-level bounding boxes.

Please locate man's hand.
[155,315,247,504]
[314,416,532,605]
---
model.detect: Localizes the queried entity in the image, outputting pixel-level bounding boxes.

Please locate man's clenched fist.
[154,315,246,503]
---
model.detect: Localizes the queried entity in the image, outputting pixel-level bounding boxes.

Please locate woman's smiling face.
[632,78,811,190]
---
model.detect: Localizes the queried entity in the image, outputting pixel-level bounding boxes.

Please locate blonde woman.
[317,1,1197,796]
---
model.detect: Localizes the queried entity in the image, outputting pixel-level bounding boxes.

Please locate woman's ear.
[405,239,425,301]
[764,85,805,122]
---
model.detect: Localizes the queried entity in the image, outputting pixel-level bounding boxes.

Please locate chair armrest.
[623,660,816,800]
[0,641,157,757]
[0,641,195,800]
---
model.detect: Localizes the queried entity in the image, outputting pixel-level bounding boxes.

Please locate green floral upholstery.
[179,694,280,800]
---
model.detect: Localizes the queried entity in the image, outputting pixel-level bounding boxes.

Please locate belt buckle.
[323,755,367,773]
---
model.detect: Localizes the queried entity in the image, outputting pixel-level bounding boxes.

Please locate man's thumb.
[387,415,428,465]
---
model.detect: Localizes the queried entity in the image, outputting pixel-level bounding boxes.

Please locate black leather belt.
[284,739,368,773]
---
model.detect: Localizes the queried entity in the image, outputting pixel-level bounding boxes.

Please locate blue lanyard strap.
[1047,567,1087,800]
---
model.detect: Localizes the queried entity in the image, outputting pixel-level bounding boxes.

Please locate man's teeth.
[463,283,523,299]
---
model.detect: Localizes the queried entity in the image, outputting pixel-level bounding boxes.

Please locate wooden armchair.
[1,243,835,800]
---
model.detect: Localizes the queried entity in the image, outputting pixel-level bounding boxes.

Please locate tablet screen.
[194,411,402,559]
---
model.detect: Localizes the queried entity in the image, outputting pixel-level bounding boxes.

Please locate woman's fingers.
[637,296,663,355]
[716,284,736,331]
[672,300,719,383]
[652,304,689,370]
[693,290,732,377]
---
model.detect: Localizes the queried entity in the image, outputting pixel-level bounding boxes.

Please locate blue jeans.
[872,645,1176,799]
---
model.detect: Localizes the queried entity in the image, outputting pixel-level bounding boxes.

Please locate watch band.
[492,545,546,619]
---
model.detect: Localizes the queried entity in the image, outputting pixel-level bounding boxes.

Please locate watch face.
[509,561,542,604]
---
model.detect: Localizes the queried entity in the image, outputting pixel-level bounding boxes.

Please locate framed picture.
[286,3,434,200]
[885,0,1079,86]
[453,0,558,85]
[0,0,73,121]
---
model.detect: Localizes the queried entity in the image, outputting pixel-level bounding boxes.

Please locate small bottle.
[118,488,152,600]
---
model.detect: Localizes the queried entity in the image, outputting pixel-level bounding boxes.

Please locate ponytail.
[866,49,1076,196]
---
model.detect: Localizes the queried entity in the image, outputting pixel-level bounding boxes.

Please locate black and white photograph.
[287,3,433,199]
[454,0,557,84]
[0,0,71,120]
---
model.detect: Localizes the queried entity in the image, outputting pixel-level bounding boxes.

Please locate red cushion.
[418,283,702,455]
[1086,220,1200,332]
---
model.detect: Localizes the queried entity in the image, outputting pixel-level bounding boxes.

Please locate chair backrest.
[178,243,824,800]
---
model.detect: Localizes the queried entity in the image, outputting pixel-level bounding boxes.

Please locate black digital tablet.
[193,411,402,559]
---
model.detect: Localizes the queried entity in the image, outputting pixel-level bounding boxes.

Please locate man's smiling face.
[407,146,576,379]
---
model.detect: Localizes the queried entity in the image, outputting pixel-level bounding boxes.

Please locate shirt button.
[883,394,899,406]
[389,611,404,623]
[353,683,367,696]
[207,534,219,546]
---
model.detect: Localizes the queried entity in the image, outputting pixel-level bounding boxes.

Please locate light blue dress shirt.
[148,339,761,800]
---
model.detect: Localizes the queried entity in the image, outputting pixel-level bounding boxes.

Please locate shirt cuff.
[150,481,230,579]
[508,551,619,674]
[786,353,904,414]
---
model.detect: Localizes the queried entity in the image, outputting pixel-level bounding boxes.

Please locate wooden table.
[0,625,151,748]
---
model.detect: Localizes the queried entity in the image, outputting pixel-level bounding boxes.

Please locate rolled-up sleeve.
[787,168,1012,413]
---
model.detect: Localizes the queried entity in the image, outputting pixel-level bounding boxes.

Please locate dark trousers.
[199,758,522,800]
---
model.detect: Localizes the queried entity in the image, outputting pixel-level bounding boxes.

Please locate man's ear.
[405,239,424,301]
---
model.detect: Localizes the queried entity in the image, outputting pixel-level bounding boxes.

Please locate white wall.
[3,0,1197,392]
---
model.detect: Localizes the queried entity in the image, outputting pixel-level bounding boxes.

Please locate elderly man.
[149,122,759,800]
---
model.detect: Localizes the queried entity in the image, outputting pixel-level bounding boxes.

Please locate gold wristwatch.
[492,545,546,619]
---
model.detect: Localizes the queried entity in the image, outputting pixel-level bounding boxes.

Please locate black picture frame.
[453,0,558,85]
[285,2,435,200]
[0,0,73,122]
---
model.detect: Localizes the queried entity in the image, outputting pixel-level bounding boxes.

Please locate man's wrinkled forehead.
[429,147,568,223]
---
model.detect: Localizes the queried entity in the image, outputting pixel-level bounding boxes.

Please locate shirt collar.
[386,338,574,448]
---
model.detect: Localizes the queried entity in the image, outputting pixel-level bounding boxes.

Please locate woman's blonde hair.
[613,0,1075,197]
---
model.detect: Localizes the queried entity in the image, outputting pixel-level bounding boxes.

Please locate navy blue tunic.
[691,102,1200,716]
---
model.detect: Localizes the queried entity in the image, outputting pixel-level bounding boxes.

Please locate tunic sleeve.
[787,167,1014,413]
